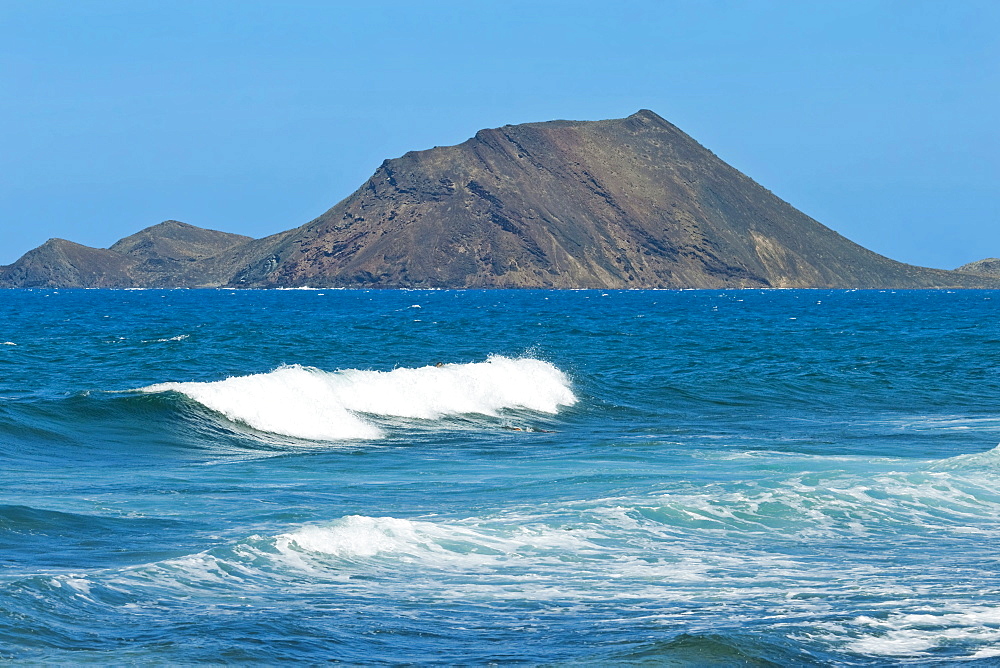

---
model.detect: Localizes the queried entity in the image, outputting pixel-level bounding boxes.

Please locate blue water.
[2,288,1000,664]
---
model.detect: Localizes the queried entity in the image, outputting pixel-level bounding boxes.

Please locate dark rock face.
[955,258,1000,277]
[0,221,251,288]
[2,111,996,289]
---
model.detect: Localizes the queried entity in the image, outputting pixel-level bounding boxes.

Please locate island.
[2,110,996,289]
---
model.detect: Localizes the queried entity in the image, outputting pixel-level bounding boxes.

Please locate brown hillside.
[223,110,995,289]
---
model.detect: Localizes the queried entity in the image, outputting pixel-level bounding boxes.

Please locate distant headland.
[2,110,996,289]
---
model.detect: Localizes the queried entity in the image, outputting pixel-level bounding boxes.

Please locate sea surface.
[2,288,1000,665]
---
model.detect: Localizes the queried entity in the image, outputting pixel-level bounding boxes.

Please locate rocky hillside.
[0,221,250,288]
[955,258,1000,277]
[2,112,996,289]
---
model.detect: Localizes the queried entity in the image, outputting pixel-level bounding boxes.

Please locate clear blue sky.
[1,0,997,269]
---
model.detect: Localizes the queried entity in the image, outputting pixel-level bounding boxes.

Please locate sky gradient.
[1,0,997,269]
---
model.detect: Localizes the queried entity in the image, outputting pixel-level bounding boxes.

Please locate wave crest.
[928,443,1000,471]
[138,356,576,441]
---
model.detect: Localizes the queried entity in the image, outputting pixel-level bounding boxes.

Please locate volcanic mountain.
[2,110,995,289]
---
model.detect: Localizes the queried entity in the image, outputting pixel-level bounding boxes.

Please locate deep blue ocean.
[2,288,1000,665]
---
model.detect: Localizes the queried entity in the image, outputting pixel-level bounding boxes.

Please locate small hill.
[109,220,252,287]
[955,258,1000,277]
[110,220,250,262]
[0,222,252,288]
[0,239,135,288]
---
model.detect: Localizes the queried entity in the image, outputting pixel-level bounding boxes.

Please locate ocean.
[2,288,1000,664]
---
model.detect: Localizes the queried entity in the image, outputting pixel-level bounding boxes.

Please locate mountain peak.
[143,220,193,231]
[629,108,665,121]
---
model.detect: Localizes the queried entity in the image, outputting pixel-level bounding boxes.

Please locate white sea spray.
[138,356,576,440]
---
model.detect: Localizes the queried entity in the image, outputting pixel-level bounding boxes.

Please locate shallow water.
[2,288,1000,664]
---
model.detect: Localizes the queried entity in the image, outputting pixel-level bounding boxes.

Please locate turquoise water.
[2,289,1000,664]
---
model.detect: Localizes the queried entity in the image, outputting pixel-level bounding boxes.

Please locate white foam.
[271,515,595,572]
[847,631,936,656]
[138,356,576,440]
[332,356,576,419]
[275,516,496,563]
[842,607,1000,657]
[142,334,189,343]
[930,443,1000,471]
[63,577,93,595]
[280,517,417,558]
[287,516,428,557]
[141,365,381,440]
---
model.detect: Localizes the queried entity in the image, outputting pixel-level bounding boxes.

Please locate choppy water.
[2,288,1000,664]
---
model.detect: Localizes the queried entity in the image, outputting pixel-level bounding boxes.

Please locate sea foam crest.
[929,442,1000,471]
[139,356,576,440]
[271,515,595,571]
[273,516,503,567]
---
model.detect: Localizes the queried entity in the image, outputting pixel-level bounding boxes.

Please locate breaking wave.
[137,356,577,440]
